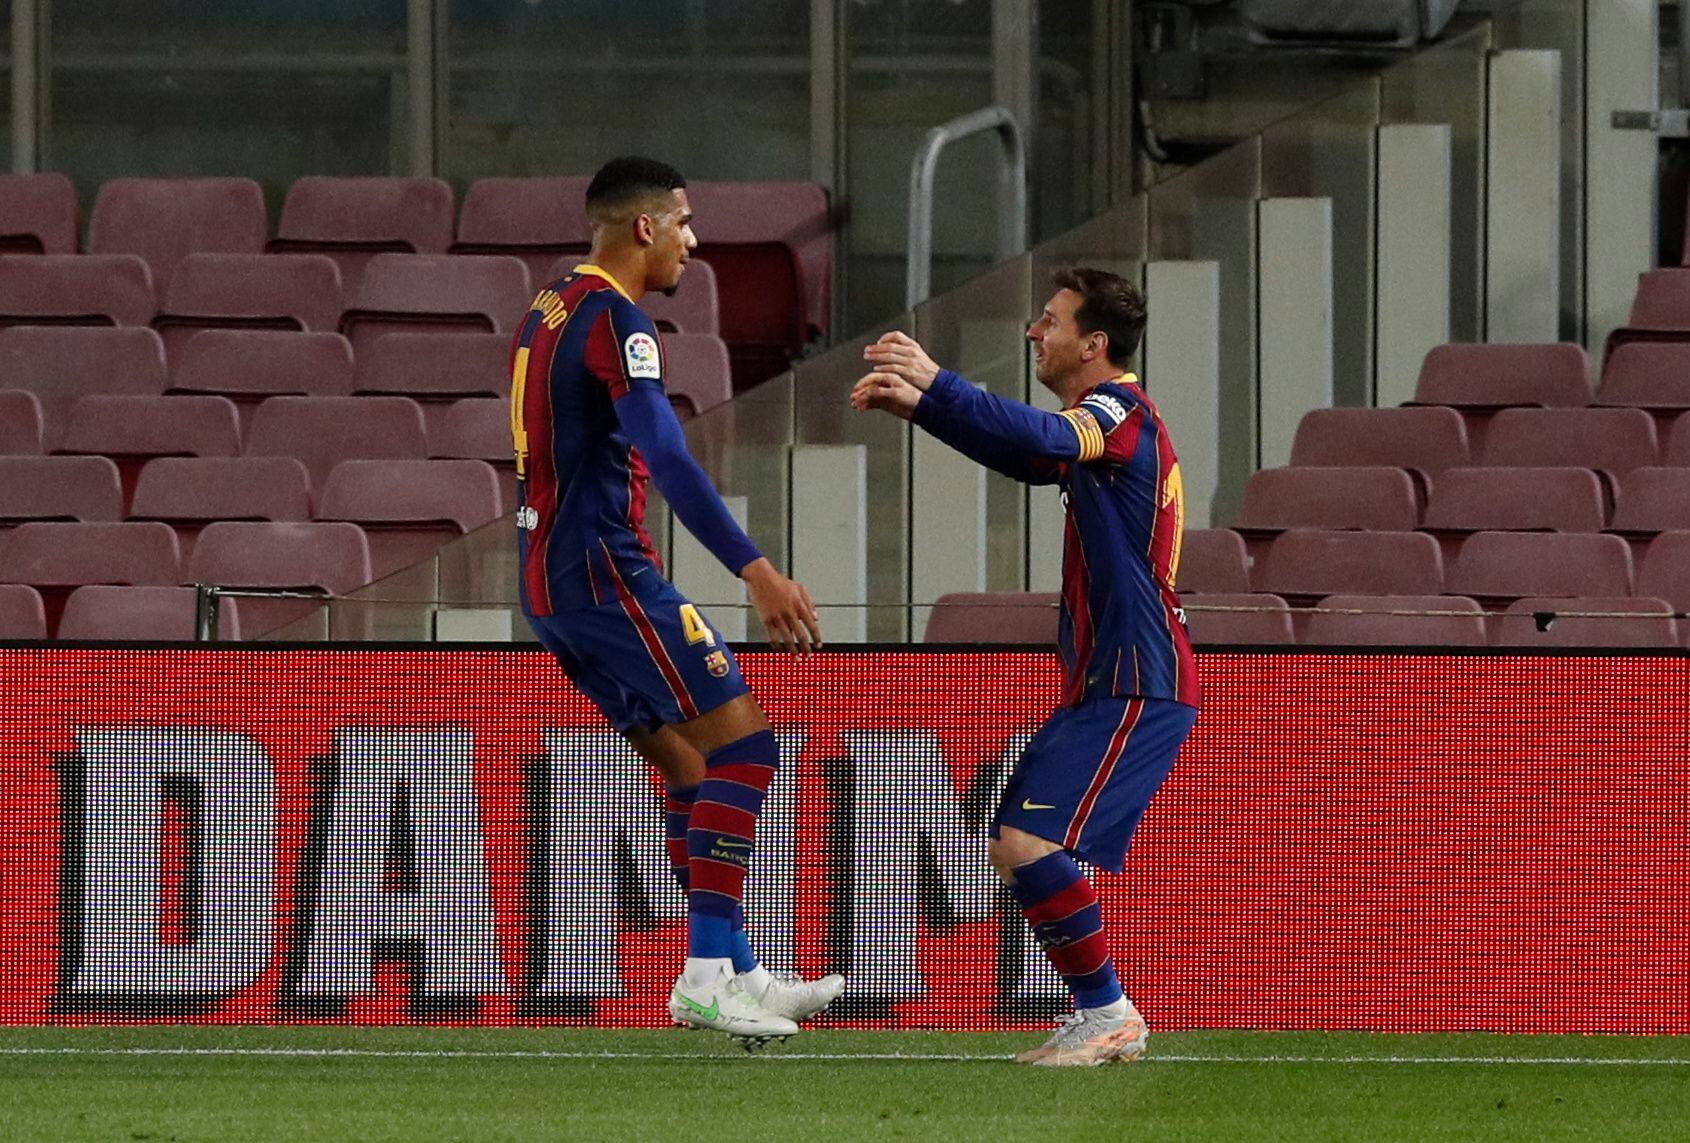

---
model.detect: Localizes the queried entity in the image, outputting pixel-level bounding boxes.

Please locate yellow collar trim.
[574,263,634,302]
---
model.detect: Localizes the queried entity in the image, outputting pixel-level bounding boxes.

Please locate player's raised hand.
[850,372,922,420]
[740,557,822,659]
[862,331,940,391]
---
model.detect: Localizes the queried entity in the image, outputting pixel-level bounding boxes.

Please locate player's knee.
[990,828,1061,883]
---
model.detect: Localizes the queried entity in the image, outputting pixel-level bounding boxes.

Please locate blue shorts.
[526,576,749,734]
[993,696,1197,872]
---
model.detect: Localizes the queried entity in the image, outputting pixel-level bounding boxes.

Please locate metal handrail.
[905,105,1027,309]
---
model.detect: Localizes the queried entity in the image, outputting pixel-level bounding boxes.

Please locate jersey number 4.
[679,604,716,647]
[510,346,531,478]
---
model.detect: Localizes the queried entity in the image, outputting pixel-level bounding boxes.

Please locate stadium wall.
[1,646,1686,1034]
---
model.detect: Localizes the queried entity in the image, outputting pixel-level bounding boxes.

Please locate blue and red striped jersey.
[510,265,668,616]
[912,370,1200,709]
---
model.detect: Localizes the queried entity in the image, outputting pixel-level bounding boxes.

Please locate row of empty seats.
[923,591,1690,648]
[0,173,828,387]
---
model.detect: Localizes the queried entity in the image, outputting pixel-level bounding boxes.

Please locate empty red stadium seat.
[1257,529,1444,605]
[1414,343,1590,410]
[130,457,312,556]
[273,177,455,290]
[686,180,830,387]
[454,177,594,283]
[1445,531,1633,608]
[1289,407,1470,483]
[1420,467,1607,563]
[0,391,44,455]
[1594,343,1690,417]
[153,253,344,359]
[543,256,721,335]
[1493,595,1679,649]
[355,331,507,399]
[1479,407,1658,477]
[88,178,267,294]
[430,398,515,512]
[1665,413,1690,466]
[1302,594,1486,647]
[0,173,78,254]
[317,459,504,579]
[1233,467,1419,565]
[170,330,355,408]
[923,592,1059,643]
[58,395,241,463]
[186,521,372,638]
[1610,468,1690,542]
[1637,531,1690,615]
[0,326,168,450]
[244,396,429,495]
[1178,528,1251,594]
[1182,593,1295,645]
[339,253,531,357]
[0,522,181,634]
[1603,269,1690,364]
[662,333,733,419]
[0,584,46,637]
[58,584,241,642]
[0,457,122,525]
[0,254,154,328]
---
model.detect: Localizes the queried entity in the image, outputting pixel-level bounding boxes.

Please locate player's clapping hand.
[850,371,922,420]
[741,557,823,659]
[862,331,940,390]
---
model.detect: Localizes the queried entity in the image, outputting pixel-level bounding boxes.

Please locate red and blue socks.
[682,729,779,971]
[665,781,760,975]
[1010,850,1124,1011]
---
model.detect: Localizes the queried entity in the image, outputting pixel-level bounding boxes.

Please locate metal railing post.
[905,105,1027,309]
[193,583,220,642]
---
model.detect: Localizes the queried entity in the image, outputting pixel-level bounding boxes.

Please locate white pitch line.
[1,1047,1689,1067]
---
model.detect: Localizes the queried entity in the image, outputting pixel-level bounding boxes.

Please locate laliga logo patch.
[516,506,539,531]
[705,650,731,678]
[1085,393,1128,424]
[623,332,661,380]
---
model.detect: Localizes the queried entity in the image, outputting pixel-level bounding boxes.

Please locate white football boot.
[1017,998,1149,1067]
[668,967,799,1044]
[754,973,848,1023]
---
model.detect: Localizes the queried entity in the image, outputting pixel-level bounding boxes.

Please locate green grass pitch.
[3,1026,1689,1141]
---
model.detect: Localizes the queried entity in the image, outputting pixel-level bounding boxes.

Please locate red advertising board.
[1,647,1686,1032]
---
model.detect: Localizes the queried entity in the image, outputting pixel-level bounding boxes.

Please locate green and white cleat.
[756,973,848,1023]
[668,968,800,1043]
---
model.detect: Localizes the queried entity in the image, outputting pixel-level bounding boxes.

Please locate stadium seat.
[1178,528,1251,594]
[1420,467,1607,563]
[88,177,267,294]
[922,592,1059,643]
[0,584,46,638]
[685,180,831,387]
[1603,269,1690,364]
[1256,529,1444,606]
[454,177,594,283]
[1233,467,1419,565]
[1288,407,1470,489]
[0,457,122,525]
[186,520,373,639]
[1414,343,1590,410]
[1609,468,1690,548]
[1182,593,1295,645]
[244,396,429,495]
[1301,594,1486,647]
[1665,413,1690,467]
[153,253,344,359]
[1479,407,1658,480]
[1444,531,1634,609]
[339,253,532,357]
[1636,531,1690,616]
[0,254,154,328]
[0,391,44,455]
[0,326,169,450]
[130,457,312,556]
[1593,343,1690,420]
[56,395,241,505]
[0,173,78,254]
[663,333,734,419]
[0,521,181,635]
[169,331,355,417]
[1492,596,1679,649]
[544,255,722,335]
[272,176,455,291]
[430,398,516,513]
[354,331,508,441]
[58,584,241,642]
[316,459,504,580]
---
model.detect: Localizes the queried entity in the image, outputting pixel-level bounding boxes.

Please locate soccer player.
[512,156,845,1044]
[851,268,1199,1066]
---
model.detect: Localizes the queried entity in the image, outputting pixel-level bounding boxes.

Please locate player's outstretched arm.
[613,385,821,657]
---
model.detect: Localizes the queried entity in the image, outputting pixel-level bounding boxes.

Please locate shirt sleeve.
[911,370,1141,480]
[583,296,667,400]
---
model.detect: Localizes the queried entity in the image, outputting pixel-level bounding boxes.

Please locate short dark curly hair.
[1051,267,1146,369]
[585,156,687,222]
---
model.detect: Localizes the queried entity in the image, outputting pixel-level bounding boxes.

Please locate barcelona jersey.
[912,371,1200,710]
[509,265,667,616]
